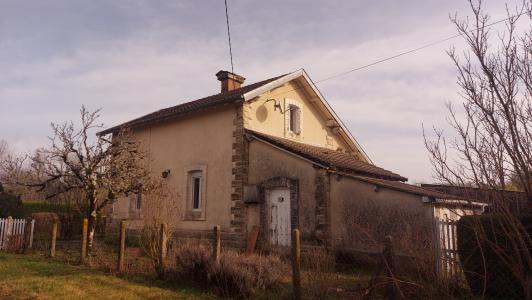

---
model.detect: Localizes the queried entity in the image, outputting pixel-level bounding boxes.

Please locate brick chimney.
[216,70,245,93]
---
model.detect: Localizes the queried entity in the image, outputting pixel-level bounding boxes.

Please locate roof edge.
[97,97,242,136]
[243,68,372,163]
[247,130,407,182]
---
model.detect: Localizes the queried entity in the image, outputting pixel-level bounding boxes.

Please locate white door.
[269,188,291,247]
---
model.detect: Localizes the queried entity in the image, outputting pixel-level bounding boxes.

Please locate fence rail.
[0,217,35,250]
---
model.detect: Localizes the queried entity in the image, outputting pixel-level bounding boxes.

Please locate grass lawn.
[0,252,215,300]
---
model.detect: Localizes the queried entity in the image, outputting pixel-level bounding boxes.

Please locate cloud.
[0,0,520,183]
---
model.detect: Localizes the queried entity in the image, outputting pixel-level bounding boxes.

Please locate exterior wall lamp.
[265,98,284,113]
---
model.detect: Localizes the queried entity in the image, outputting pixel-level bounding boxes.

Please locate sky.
[0,0,523,184]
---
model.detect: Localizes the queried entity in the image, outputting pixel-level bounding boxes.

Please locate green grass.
[0,252,215,300]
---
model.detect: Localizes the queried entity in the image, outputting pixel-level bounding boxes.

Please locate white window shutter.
[294,107,301,134]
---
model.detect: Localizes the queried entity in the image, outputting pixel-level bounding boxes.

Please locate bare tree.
[0,140,7,160]
[424,0,531,297]
[2,106,156,255]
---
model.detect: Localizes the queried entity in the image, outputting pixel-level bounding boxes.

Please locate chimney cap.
[216,70,245,84]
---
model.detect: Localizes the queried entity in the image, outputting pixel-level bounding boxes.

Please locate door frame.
[258,177,299,247]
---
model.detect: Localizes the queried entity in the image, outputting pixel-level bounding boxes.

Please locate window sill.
[184,210,206,221]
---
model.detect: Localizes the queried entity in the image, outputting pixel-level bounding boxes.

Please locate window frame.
[285,98,302,136]
[190,171,202,211]
[184,165,207,221]
[288,104,301,134]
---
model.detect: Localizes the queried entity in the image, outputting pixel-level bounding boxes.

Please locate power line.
[266,11,526,99]
[224,0,234,73]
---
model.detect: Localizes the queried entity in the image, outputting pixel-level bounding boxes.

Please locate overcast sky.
[0,0,522,183]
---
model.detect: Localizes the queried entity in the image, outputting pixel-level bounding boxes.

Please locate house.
[99,69,484,268]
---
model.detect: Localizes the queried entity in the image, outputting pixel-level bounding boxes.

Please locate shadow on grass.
[0,252,216,299]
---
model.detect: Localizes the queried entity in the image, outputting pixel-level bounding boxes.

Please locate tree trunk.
[86,211,97,256]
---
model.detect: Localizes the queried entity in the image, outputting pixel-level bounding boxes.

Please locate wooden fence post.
[213,225,221,264]
[49,220,58,257]
[23,217,32,253]
[29,219,35,249]
[81,218,88,263]
[6,216,13,242]
[291,228,301,300]
[158,223,168,276]
[117,220,126,272]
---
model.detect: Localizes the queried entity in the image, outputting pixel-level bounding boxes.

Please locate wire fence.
[2,216,529,299]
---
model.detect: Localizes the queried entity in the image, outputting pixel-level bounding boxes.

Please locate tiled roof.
[98,75,285,135]
[247,130,408,182]
[350,176,458,199]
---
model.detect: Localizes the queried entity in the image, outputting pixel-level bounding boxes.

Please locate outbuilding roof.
[348,175,457,199]
[246,129,407,182]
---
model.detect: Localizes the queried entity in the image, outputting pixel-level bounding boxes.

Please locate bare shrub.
[138,183,181,275]
[302,247,337,299]
[167,239,212,284]
[166,239,285,298]
[340,200,435,277]
[211,251,286,298]
[3,234,25,253]
[423,0,532,297]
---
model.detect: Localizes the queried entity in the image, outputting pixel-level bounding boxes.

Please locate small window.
[184,165,207,221]
[191,173,202,210]
[289,105,301,134]
[135,193,142,210]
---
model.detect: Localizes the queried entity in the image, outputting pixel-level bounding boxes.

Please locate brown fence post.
[213,225,221,263]
[22,217,32,253]
[49,220,58,257]
[81,218,88,263]
[291,228,301,300]
[158,223,168,276]
[117,220,126,272]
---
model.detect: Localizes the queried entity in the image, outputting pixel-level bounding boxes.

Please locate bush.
[169,240,212,284]
[301,247,337,299]
[457,214,528,299]
[0,184,24,218]
[211,251,285,298]
[167,240,285,298]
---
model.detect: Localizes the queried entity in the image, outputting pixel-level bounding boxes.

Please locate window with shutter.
[289,105,301,134]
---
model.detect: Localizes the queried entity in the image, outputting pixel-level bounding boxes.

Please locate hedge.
[0,183,24,218]
[456,214,530,299]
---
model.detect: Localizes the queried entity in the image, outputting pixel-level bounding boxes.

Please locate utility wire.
[257,11,526,163]
[224,0,234,73]
[266,11,526,99]
[314,14,518,84]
